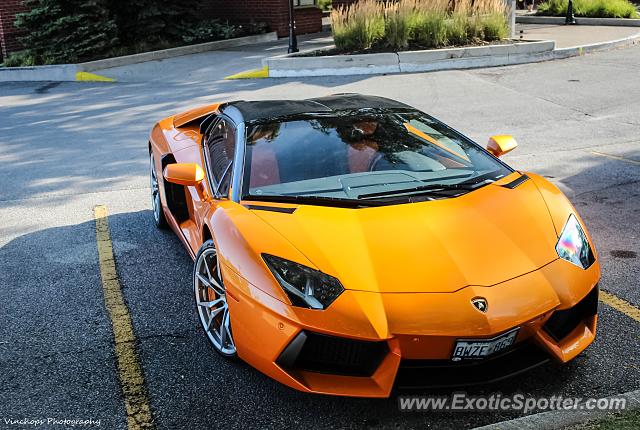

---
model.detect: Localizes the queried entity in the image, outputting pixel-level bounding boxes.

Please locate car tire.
[193,240,237,359]
[149,152,168,229]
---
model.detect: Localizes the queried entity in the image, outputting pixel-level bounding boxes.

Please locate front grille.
[395,340,549,389]
[543,286,598,342]
[276,331,389,377]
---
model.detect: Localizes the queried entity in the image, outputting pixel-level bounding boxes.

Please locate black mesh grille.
[277,331,389,377]
[544,286,598,342]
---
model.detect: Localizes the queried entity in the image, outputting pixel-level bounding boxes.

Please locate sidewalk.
[96,32,333,83]
[95,23,639,83]
[516,23,640,48]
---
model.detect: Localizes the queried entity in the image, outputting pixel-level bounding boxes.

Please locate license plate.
[451,328,519,361]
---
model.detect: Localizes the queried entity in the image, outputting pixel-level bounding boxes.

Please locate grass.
[573,409,640,429]
[330,0,510,52]
[332,0,385,50]
[538,0,639,18]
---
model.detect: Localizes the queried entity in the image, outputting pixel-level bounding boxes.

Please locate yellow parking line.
[94,205,154,430]
[224,66,269,80]
[76,71,115,82]
[590,151,640,165]
[600,290,640,323]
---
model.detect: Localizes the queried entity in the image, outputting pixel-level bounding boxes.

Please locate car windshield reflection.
[242,111,511,205]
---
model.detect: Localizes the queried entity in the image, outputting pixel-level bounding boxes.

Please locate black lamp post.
[288,0,299,53]
[565,0,577,24]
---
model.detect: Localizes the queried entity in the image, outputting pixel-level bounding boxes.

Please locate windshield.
[242,110,511,205]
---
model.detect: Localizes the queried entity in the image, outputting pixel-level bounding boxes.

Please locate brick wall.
[0,0,27,59]
[204,1,322,38]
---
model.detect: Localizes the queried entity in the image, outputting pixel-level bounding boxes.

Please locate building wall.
[0,0,27,59]
[204,1,322,38]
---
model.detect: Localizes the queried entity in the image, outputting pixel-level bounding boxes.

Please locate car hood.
[251,175,559,293]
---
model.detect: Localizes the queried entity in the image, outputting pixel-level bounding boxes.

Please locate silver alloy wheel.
[194,247,236,355]
[150,153,161,223]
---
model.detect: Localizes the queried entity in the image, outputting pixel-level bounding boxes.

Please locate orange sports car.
[148,94,600,397]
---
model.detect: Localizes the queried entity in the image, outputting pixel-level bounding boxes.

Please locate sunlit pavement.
[0,45,639,429]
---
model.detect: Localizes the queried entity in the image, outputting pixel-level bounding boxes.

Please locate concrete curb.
[517,15,640,26]
[472,388,640,430]
[264,29,640,78]
[553,31,640,58]
[0,64,78,82]
[264,40,556,77]
[0,32,278,82]
[398,40,554,73]
[78,32,278,72]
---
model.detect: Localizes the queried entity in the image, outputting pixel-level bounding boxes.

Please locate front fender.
[209,201,313,306]
[527,172,599,262]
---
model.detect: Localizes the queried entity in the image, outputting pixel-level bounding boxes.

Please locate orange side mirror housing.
[163,163,205,186]
[487,135,518,157]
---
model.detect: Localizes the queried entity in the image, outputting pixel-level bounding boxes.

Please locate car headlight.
[555,214,595,269]
[262,254,344,310]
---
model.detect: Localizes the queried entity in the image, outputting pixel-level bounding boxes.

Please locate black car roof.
[223,94,413,123]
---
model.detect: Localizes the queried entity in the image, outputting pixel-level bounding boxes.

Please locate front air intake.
[543,286,598,342]
[276,331,388,377]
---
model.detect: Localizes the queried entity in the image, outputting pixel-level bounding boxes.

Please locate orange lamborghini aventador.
[148,94,600,397]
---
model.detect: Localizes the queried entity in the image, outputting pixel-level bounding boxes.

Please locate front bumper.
[224,257,600,397]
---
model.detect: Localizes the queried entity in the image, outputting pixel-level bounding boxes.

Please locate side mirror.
[487,135,518,157]
[163,163,205,186]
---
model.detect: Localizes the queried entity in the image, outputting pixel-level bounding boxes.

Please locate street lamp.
[565,0,577,25]
[288,0,299,53]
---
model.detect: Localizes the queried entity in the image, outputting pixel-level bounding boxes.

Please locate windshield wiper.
[357,179,493,200]
[243,194,388,208]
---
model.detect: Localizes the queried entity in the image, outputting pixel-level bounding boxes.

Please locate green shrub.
[332,0,508,51]
[107,0,198,46]
[465,15,484,40]
[412,12,448,48]
[445,13,470,45]
[332,0,384,50]
[385,2,414,49]
[318,0,332,12]
[8,0,267,66]
[2,51,40,67]
[538,0,639,18]
[14,0,118,64]
[481,12,510,41]
[181,20,241,44]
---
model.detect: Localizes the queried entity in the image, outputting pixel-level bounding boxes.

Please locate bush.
[107,0,198,46]
[179,20,267,44]
[332,0,385,50]
[2,51,40,67]
[538,0,639,18]
[181,20,241,44]
[8,0,268,66]
[480,12,510,41]
[412,12,448,48]
[331,0,509,51]
[318,0,332,12]
[445,12,470,45]
[385,1,414,49]
[14,0,118,64]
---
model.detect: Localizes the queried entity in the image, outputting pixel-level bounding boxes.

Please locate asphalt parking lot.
[1,45,639,429]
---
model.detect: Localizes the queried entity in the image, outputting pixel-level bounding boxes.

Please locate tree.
[15,0,118,64]
[107,0,198,46]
